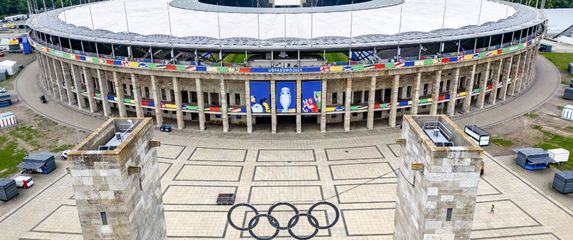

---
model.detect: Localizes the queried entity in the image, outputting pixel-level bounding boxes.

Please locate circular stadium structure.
[26,0,546,133]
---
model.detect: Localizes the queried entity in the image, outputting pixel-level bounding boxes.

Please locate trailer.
[548,148,570,164]
[17,152,56,174]
[0,112,16,127]
[464,125,490,146]
[0,178,18,201]
[562,105,573,121]
[552,171,573,194]
[515,148,554,170]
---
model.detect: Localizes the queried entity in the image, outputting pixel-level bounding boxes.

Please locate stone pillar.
[113,72,127,117]
[271,80,277,134]
[411,72,422,115]
[320,79,327,133]
[60,61,74,105]
[245,80,253,133]
[509,52,522,96]
[519,50,530,91]
[96,69,112,117]
[389,75,400,127]
[196,78,205,131]
[83,67,98,113]
[51,58,65,102]
[131,73,144,118]
[477,62,491,109]
[172,77,184,129]
[220,78,229,133]
[527,49,538,86]
[70,64,85,109]
[367,76,376,130]
[489,59,504,105]
[344,78,352,131]
[151,76,163,126]
[446,68,460,116]
[296,79,302,133]
[42,56,56,98]
[37,55,51,95]
[501,56,513,101]
[462,65,477,113]
[430,70,442,115]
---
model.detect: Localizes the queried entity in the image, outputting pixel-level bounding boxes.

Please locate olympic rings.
[227,201,339,240]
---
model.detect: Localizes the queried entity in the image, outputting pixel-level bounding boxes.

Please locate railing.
[31,35,540,75]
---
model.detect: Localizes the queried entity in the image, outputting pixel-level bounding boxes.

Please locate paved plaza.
[0,129,571,239]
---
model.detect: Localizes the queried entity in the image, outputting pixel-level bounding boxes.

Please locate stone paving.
[0,129,571,239]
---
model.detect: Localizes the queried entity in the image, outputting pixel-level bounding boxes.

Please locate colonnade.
[35,45,539,134]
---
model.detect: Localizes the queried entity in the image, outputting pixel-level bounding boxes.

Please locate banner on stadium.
[276,81,296,113]
[250,81,271,113]
[301,80,321,113]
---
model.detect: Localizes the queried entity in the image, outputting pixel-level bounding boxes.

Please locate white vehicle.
[14,176,33,188]
[60,150,70,160]
[464,125,490,146]
[0,87,6,94]
[548,148,570,164]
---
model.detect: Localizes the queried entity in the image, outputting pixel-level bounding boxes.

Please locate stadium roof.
[27,0,545,50]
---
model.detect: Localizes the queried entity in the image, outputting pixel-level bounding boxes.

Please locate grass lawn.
[524,112,538,119]
[491,136,513,147]
[223,54,252,64]
[541,52,573,79]
[323,52,349,63]
[534,130,573,171]
[0,136,27,178]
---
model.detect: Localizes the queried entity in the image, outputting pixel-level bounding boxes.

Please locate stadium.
[26,0,546,133]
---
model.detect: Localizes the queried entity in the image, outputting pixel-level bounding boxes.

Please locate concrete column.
[37,55,50,95]
[113,72,127,117]
[296,79,302,133]
[40,55,55,97]
[96,69,112,117]
[367,76,376,130]
[430,70,442,115]
[527,49,538,86]
[501,56,513,101]
[271,80,277,134]
[411,72,421,115]
[60,61,74,105]
[519,51,530,91]
[446,68,460,116]
[196,78,205,131]
[83,67,98,113]
[477,62,491,109]
[131,73,144,118]
[389,75,400,127]
[69,64,85,109]
[344,78,352,131]
[220,78,229,133]
[320,79,327,133]
[509,52,522,96]
[462,64,477,113]
[51,58,64,102]
[245,80,252,133]
[489,59,504,105]
[172,77,184,129]
[151,75,163,126]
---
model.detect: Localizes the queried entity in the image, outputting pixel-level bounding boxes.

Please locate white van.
[14,176,34,188]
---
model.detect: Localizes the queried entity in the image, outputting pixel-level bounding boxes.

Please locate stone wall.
[68,118,166,240]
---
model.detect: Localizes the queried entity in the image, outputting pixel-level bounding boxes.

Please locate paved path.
[16,55,560,133]
[454,55,561,128]
[15,61,104,132]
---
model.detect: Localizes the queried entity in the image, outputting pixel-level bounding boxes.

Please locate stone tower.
[394,115,483,240]
[68,118,166,240]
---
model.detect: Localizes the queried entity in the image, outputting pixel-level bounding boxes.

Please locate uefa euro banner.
[250,81,271,113]
[276,81,296,113]
[302,80,322,113]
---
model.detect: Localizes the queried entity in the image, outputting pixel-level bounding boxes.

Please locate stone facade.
[33,38,540,133]
[67,118,166,240]
[394,115,483,240]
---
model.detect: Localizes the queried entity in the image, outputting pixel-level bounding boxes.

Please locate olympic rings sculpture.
[227,201,340,240]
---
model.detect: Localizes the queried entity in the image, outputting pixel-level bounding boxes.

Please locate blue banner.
[250,81,271,113]
[302,81,321,113]
[276,81,296,113]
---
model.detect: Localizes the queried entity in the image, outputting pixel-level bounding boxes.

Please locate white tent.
[0,60,18,75]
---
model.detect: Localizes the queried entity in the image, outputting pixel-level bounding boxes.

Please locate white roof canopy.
[59,0,517,40]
